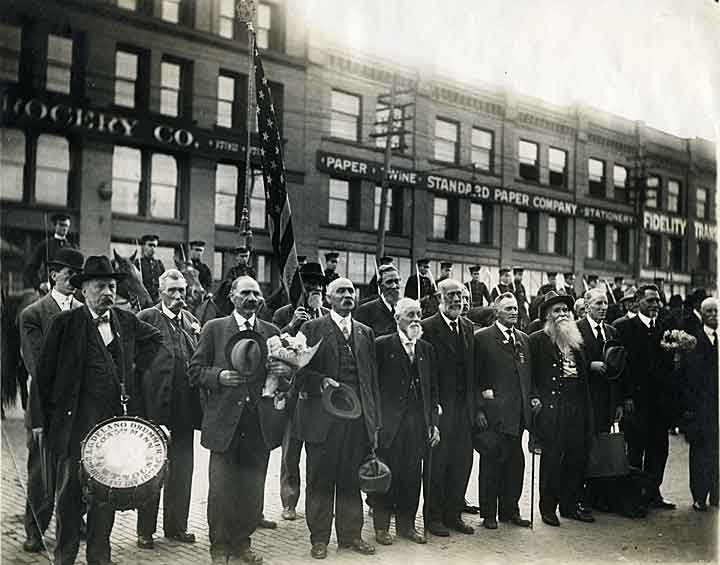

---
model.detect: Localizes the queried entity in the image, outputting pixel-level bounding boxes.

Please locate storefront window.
[112,146,141,215]
[150,153,177,218]
[35,135,69,206]
[0,23,21,82]
[328,178,350,226]
[0,128,25,201]
[215,163,238,225]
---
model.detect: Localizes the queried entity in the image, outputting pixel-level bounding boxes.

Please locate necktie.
[245,320,252,331]
[342,322,351,341]
[450,321,458,334]
[506,330,515,346]
[713,332,718,349]
[94,316,109,327]
[406,342,415,363]
[596,324,605,348]
[649,319,655,332]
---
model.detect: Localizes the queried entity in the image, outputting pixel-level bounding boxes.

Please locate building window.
[471,128,493,172]
[374,105,404,151]
[518,140,539,182]
[330,90,360,141]
[646,233,661,267]
[256,2,272,49]
[588,158,605,197]
[250,170,267,229]
[112,146,142,215]
[667,179,681,214]
[613,165,628,202]
[117,0,137,9]
[217,72,247,128]
[645,175,660,209]
[161,0,192,24]
[668,237,683,271]
[517,210,539,251]
[433,197,448,239]
[0,23,21,82]
[215,163,239,225]
[696,187,708,220]
[328,178,350,226]
[434,118,458,163]
[150,154,178,218]
[46,34,73,94]
[697,241,711,270]
[35,135,69,206]
[470,202,492,244]
[548,147,567,188]
[547,215,567,255]
[0,129,25,201]
[610,226,629,263]
[160,59,185,117]
[115,48,139,108]
[587,222,605,260]
[218,0,235,38]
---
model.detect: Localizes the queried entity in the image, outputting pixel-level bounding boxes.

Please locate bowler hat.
[69,255,127,287]
[358,452,392,494]
[225,330,268,379]
[321,383,362,420]
[48,248,85,272]
[538,290,575,320]
[300,262,327,283]
[603,339,627,381]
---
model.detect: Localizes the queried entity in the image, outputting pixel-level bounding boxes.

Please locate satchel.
[586,423,629,478]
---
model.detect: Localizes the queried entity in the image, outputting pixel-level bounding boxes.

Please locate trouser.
[305,416,367,545]
[24,429,56,540]
[480,433,524,520]
[539,381,588,515]
[625,407,671,499]
[280,420,303,510]
[368,404,425,533]
[208,408,270,559]
[428,400,473,524]
[689,434,719,506]
[137,426,194,537]
[55,455,115,565]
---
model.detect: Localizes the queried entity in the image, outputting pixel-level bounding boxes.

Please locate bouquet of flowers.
[660,329,697,368]
[263,332,322,409]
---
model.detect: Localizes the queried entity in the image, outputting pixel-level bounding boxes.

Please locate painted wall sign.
[694,220,717,242]
[643,211,687,236]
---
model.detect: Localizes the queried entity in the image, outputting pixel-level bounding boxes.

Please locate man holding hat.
[135,235,166,303]
[356,264,402,337]
[465,265,491,309]
[529,291,594,526]
[36,256,163,565]
[188,241,213,293]
[189,276,290,564]
[24,212,78,291]
[19,248,84,553]
[324,252,340,284]
[294,277,380,559]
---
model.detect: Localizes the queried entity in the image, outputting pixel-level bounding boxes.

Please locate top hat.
[321,382,362,420]
[225,330,268,379]
[69,256,127,287]
[50,212,71,223]
[300,262,327,283]
[48,248,85,272]
[603,339,627,381]
[539,290,575,320]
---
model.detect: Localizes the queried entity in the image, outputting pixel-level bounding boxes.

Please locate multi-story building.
[1,0,716,301]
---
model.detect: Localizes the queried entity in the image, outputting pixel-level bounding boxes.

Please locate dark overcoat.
[354,297,396,337]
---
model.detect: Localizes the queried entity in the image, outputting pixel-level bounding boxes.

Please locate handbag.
[586,422,629,478]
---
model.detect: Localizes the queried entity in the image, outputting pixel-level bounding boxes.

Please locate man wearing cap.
[421,279,475,537]
[563,272,577,301]
[189,276,290,564]
[465,266,491,309]
[24,212,78,292]
[355,265,402,338]
[612,287,638,329]
[294,277,380,559]
[19,248,85,553]
[529,291,594,526]
[490,267,514,302]
[188,241,213,293]
[586,274,599,290]
[369,298,440,546]
[324,252,340,284]
[36,256,163,565]
[272,263,329,521]
[404,258,435,303]
[135,270,202,550]
[682,288,707,334]
[510,267,530,331]
[135,235,166,304]
[437,262,453,283]
[530,272,559,321]
[365,256,395,301]
[215,247,257,316]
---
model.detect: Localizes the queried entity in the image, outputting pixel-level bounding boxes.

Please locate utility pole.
[376,74,396,259]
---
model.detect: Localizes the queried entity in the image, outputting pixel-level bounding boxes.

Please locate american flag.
[253,46,304,305]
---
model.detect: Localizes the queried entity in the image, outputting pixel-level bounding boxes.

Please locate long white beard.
[544,318,584,351]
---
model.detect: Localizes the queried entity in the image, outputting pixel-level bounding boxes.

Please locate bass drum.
[80,416,168,511]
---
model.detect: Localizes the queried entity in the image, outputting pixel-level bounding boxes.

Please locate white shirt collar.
[162,302,179,320]
[586,314,604,331]
[495,320,512,337]
[233,310,256,330]
[51,288,73,310]
[398,327,416,347]
[330,309,352,331]
[704,325,716,343]
[53,234,66,241]
[87,306,110,321]
[637,311,656,328]
[627,311,637,318]
[440,309,460,331]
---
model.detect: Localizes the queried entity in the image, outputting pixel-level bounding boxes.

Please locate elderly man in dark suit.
[189,276,290,564]
[19,248,84,553]
[272,262,329,521]
[421,279,475,536]
[474,292,539,530]
[295,277,380,559]
[36,256,163,565]
[355,264,401,337]
[136,269,202,549]
[683,297,719,511]
[529,291,594,527]
[368,298,440,546]
[615,284,676,510]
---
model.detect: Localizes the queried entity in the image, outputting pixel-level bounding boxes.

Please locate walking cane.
[424,432,433,534]
[530,437,536,530]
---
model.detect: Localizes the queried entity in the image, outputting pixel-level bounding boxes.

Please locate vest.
[168,316,192,427]
[333,324,359,385]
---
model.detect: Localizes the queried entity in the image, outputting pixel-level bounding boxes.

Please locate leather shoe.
[375,530,393,545]
[560,509,595,523]
[693,501,708,512]
[428,521,450,537]
[281,507,296,521]
[446,518,474,534]
[22,536,43,553]
[310,543,327,559]
[398,528,426,544]
[483,518,498,530]
[137,535,155,549]
[165,531,196,543]
[651,498,676,510]
[341,538,376,555]
[541,512,560,527]
[230,548,263,564]
[258,518,277,529]
[508,515,532,528]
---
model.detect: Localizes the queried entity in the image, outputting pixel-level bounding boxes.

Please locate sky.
[301,0,720,144]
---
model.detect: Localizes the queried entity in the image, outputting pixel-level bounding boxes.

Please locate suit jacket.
[354,297,396,337]
[272,303,329,335]
[137,305,202,429]
[420,313,475,424]
[36,306,162,458]
[528,330,594,443]
[465,280,491,308]
[375,333,438,448]
[682,328,718,444]
[474,324,533,436]
[136,256,165,302]
[189,315,281,452]
[294,315,380,444]
[404,274,434,301]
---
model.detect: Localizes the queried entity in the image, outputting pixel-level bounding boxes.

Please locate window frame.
[696,187,708,220]
[645,233,662,267]
[434,117,459,164]
[518,139,539,182]
[471,127,494,173]
[588,157,606,197]
[216,70,247,129]
[0,22,22,83]
[667,179,682,214]
[469,202,492,245]
[328,177,351,227]
[160,55,192,119]
[613,164,628,202]
[330,89,361,142]
[645,174,661,209]
[548,147,567,189]
[114,45,149,110]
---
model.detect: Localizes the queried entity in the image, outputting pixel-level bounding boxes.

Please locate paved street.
[1,405,717,565]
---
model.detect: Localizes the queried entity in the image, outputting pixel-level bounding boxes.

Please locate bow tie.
[94,315,110,326]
